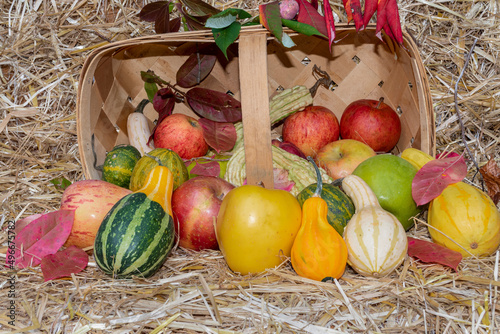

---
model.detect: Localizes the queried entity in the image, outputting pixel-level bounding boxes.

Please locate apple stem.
[307,156,323,197]
[377,97,384,109]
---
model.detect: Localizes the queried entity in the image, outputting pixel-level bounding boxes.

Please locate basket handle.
[238,31,274,189]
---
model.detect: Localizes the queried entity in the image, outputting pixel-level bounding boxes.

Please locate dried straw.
[1,0,499,332]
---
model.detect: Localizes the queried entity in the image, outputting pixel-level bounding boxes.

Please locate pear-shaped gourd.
[291,158,348,281]
[342,175,408,277]
[401,148,500,257]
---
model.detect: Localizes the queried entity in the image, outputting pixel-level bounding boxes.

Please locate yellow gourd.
[401,148,500,257]
[135,164,174,216]
[291,158,348,281]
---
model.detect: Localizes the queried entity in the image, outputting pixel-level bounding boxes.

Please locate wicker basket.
[76,25,435,185]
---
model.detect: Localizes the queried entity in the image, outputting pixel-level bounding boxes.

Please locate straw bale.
[1,0,500,333]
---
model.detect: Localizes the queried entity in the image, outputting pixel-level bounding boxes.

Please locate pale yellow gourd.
[342,175,408,277]
[401,148,500,257]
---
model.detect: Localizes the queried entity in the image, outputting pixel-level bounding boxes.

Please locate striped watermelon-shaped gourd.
[130,148,188,191]
[296,183,354,236]
[94,166,175,278]
[102,145,141,189]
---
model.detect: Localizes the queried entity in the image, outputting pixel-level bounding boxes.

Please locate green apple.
[352,154,420,230]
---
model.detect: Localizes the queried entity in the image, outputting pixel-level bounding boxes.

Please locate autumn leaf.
[198,118,237,152]
[296,0,328,37]
[179,0,220,16]
[408,237,462,271]
[138,1,170,22]
[375,0,403,45]
[176,49,217,88]
[148,89,177,145]
[281,19,325,37]
[260,1,295,48]
[342,0,364,31]
[479,159,500,205]
[14,214,43,236]
[185,87,242,122]
[15,210,75,269]
[363,0,379,27]
[273,168,295,192]
[41,246,89,282]
[323,0,336,51]
[412,154,468,206]
[189,160,221,178]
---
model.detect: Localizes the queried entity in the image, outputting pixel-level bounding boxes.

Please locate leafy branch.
[138,0,405,56]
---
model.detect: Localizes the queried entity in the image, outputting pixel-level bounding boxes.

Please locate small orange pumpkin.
[291,157,348,281]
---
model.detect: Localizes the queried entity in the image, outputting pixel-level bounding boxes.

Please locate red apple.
[154,113,208,159]
[340,98,401,152]
[282,106,340,158]
[60,180,131,249]
[172,176,235,250]
[315,139,376,180]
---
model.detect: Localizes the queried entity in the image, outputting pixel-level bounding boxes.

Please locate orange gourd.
[291,157,348,281]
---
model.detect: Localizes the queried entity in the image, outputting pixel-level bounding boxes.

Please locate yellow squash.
[401,148,500,257]
[216,185,302,275]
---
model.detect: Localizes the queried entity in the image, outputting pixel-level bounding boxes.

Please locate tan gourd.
[342,175,408,277]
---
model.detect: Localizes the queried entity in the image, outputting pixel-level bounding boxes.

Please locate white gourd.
[342,175,408,277]
[127,99,154,156]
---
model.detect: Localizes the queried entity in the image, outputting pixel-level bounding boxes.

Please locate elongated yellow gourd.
[342,175,408,277]
[134,165,173,216]
[401,148,500,257]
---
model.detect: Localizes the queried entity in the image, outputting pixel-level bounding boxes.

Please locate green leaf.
[50,177,72,191]
[259,2,284,45]
[205,8,251,29]
[281,32,296,48]
[212,21,241,58]
[281,18,325,37]
[145,82,159,102]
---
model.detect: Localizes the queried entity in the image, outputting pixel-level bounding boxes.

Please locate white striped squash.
[342,175,408,277]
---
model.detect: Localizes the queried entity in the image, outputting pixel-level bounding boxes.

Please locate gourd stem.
[307,156,323,197]
[135,99,150,114]
[145,152,164,166]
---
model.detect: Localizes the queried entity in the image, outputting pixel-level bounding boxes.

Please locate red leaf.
[384,0,403,44]
[190,160,221,177]
[14,214,43,235]
[342,0,364,30]
[41,246,88,282]
[154,3,171,34]
[15,210,74,269]
[375,0,389,38]
[138,1,170,22]
[479,159,500,205]
[149,88,176,145]
[412,155,468,206]
[323,0,336,51]
[408,237,462,271]
[273,168,295,192]
[363,0,379,27]
[310,0,318,10]
[185,87,242,122]
[176,48,217,88]
[296,0,328,37]
[198,118,237,152]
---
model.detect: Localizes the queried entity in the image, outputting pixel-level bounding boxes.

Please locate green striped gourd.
[225,145,332,196]
[342,175,408,277]
[297,183,355,236]
[231,85,313,153]
[102,145,141,189]
[129,148,188,191]
[94,166,175,278]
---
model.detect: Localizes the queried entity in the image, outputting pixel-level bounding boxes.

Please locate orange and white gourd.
[342,175,408,277]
